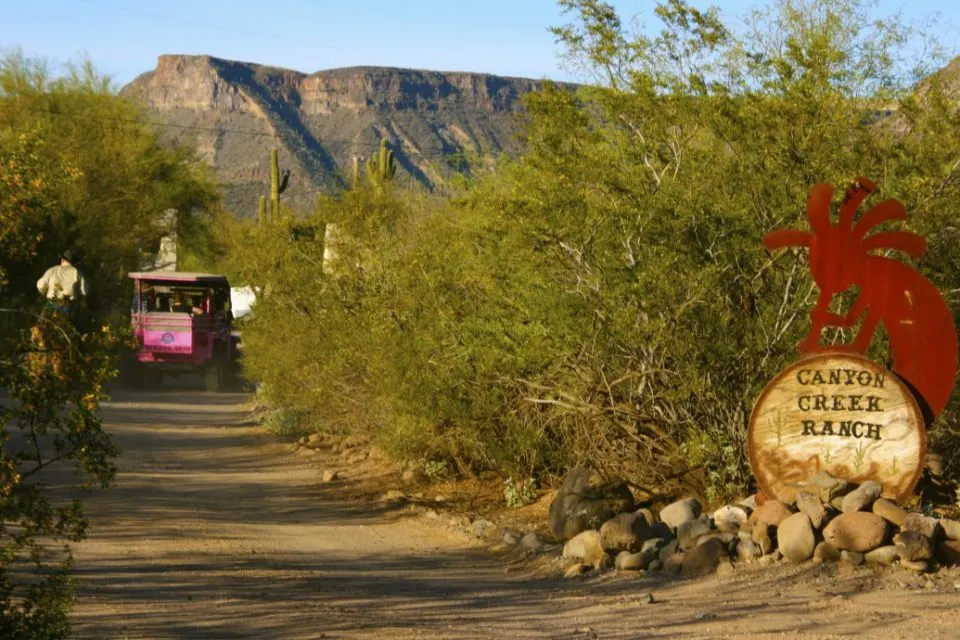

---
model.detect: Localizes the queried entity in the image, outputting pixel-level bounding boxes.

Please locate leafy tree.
[0,51,218,636]
[0,50,221,314]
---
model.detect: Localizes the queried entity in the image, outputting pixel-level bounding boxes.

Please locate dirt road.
[69,387,960,639]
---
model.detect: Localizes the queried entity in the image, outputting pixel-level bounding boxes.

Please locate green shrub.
[234,0,960,503]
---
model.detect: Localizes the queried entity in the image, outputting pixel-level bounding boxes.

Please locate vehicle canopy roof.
[128,271,229,286]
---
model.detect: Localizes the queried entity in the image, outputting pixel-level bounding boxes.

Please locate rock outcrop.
[123,54,576,214]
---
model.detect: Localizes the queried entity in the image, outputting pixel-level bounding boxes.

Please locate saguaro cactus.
[366,139,397,187]
[270,148,281,221]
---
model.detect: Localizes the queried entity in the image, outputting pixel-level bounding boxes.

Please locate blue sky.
[2,0,958,86]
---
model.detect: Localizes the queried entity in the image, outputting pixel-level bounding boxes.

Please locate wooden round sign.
[748,352,926,504]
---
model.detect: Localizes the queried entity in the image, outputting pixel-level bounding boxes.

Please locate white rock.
[713,506,748,533]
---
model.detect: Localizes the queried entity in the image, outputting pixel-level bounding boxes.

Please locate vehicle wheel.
[204,363,222,392]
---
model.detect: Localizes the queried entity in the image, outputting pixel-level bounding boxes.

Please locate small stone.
[713,506,748,534]
[777,512,816,563]
[936,540,960,566]
[650,521,673,541]
[635,539,664,569]
[563,530,607,569]
[663,551,684,573]
[809,471,850,502]
[896,531,934,562]
[401,468,422,484]
[736,538,761,562]
[472,519,495,538]
[823,512,889,552]
[841,550,865,566]
[521,532,544,553]
[696,533,724,547]
[634,508,656,528]
[659,498,702,530]
[321,469,339,482]
[677,518,712,551]
[841,481,882,513]
[347,451,368,464]
[872,499,908,527]
[600,512,654,553]
[425,509,439,519]
[796,492,829,529]
[814,541,841,562]
[681,537,727,576]
[658,539,679,566]
[564,563,588,578]
[901,559,929,572]
[647,559,663,571]
[752,523,775,555]
[940,518,960,541]
[615,551,646,571]
[383,489,404,501]
[634,592,655,605]
[739,495,757,512]
[903,513,942,540]
[864,545,900,566]
[757,555,776,566]
[752,500,794,528]
[641,538,666,555]
[502,530,520,546]
[435,495,446,503]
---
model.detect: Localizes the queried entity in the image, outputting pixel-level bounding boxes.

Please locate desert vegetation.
[0,51,220,636]
[235,0,960,505]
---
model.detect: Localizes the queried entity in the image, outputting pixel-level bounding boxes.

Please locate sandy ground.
[66,384,960,639]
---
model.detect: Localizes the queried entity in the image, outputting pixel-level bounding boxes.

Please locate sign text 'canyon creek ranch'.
[748,353,925,504]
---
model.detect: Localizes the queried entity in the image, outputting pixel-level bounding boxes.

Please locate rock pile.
[552,469,960,576]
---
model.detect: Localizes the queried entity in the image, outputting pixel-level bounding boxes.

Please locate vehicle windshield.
[132,281,229,316]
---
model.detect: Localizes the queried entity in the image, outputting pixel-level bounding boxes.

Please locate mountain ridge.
[124,54,575,215]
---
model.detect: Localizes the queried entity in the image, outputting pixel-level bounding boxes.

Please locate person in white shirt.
[37,250,88,312]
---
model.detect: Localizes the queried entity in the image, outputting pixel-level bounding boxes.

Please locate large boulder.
[548,467,634,540]
[777,513,816,563]
[600,512,653,553]
[823,512,889,552]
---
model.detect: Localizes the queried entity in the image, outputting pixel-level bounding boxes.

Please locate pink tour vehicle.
[128,271,238,391]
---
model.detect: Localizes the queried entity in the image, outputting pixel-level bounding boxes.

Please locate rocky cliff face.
[124,55,572,215]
